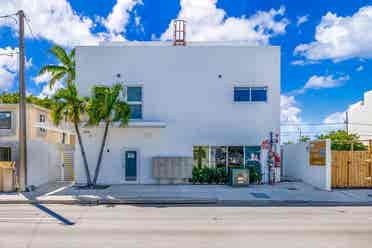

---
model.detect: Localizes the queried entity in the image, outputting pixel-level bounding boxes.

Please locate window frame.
[124,84,143,120]
[233,84,268,103]
[0,147,11,161]
[39,113,47,134]
[0,111,12,130]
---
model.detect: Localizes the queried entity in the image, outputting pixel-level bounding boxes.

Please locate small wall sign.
[309,140,326,166]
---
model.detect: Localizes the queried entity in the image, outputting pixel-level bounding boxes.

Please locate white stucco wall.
[282,140,331,191]
[27,141,61,187]
[74,42,280,184]
[348,90,372,141]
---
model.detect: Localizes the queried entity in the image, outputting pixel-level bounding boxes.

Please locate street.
[0,204,371,248]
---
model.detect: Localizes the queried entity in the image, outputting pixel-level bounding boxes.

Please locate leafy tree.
[51,84,92,186]
[38,45,75,89]
[318,130,367,151]
[0,92,54,109]
[86,84,130,186]
[299,136,311,142]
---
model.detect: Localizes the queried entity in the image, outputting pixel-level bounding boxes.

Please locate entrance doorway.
[123,149,139,183]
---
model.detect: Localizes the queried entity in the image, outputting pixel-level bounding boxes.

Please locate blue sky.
[1,0,372,132]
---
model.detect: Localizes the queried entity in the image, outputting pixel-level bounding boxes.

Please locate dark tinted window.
[127,87,142,102]
[0,112,11,129]
[129,104,142,119]
[234,87,250,102]
[251,87,267,102]
[0,147,11,161]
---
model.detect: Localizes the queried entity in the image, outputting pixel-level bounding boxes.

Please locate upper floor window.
[126,86,142,119]
[39,114,47,133]
[0,147,11,161]
[234,86,267,102]
[0,111,11,129]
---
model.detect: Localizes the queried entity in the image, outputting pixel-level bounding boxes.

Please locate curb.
[1,199,372,206]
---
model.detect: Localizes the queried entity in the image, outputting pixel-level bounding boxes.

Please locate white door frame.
[121,148,140,184]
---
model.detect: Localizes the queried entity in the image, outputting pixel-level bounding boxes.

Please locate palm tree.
[38,45,75,88]
[87,84,130,186]
[51,84,92,186]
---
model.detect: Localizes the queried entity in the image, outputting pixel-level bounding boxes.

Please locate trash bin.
[0,162,16,192]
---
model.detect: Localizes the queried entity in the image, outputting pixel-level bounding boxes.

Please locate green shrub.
[216,167,228,184]
[192,166,201,184]
[192,166,228,184]
[249,164,262,183]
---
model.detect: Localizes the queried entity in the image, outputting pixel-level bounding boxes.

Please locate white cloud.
[294,6,372,61]
[291,59,319,66]
[296,15,309,27]
[281,95,302,123]
[38,80,64,98]
[356,65,364,72]
[103,0,143,37]
[323,112,345,124]
[160,0,289,45]
[33,72,51,85]
[0,0,141,47]
[0,0,100,46]
[0,47,18,90]
[304,74,349,90]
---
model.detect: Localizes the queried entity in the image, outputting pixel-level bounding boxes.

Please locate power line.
[0,52,19,56]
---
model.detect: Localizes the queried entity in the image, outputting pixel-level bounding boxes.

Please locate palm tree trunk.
[74,122,92,186]
[92,121,110,186]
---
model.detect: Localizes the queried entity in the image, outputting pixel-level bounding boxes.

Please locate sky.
[1,0,372,140]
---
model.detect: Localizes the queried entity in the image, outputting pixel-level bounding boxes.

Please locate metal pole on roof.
[17,10,27,190]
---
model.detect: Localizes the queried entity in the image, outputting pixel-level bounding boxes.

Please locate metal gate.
[331,142,372,188]
[59,144,74,182]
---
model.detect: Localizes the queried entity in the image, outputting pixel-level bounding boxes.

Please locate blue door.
[125,151,137,181]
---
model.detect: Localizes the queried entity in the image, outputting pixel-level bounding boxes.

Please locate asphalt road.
[0,204,372,248]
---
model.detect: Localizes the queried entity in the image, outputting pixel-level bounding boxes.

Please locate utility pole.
[345,111,349,135]
[17,10,27,190]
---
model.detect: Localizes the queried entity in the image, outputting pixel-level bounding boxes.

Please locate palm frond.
[38,65,66,76]
[49,71,65,89]
[49,45,71,67]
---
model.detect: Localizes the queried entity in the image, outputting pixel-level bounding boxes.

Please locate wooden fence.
[332,150,372,188]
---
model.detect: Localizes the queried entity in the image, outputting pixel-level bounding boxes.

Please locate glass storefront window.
[193,145,262,169]
[214,146,227,168]
[193,146,209,168]
[228,146,244,167]
[245,146,261,167]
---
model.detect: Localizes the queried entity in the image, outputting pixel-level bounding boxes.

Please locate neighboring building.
[75,40,280,185]
[0,104,75,190]
[348,90,372,141]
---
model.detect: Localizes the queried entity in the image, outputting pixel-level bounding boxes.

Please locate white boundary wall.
[282,140,331,191]
[27,141,61,187]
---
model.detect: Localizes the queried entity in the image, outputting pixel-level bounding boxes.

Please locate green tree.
[318,130,367,151]
[299,136,311,142]
[0,92,54,109]
[87,84,130,186]
[38,45,75,88]
[51,84,92,186]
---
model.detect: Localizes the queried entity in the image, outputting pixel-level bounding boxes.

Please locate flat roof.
[96,41,279,48]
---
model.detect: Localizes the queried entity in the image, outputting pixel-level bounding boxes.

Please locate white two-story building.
[75,40,280,185]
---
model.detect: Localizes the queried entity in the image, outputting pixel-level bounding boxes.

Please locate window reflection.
[228,146,244,167]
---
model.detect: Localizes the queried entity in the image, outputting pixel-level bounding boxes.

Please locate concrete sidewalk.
[1,181,372,205]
